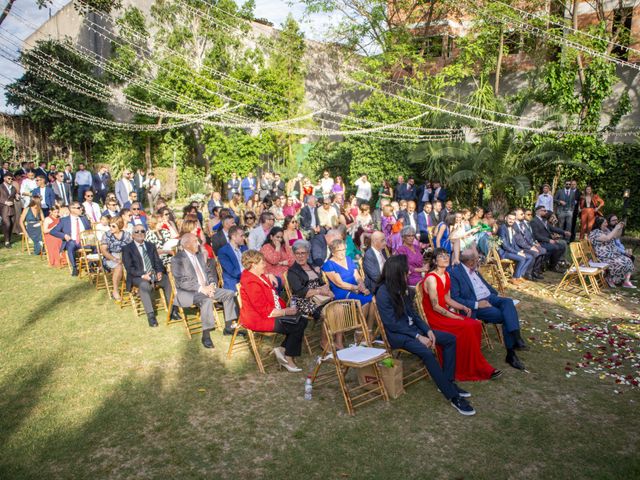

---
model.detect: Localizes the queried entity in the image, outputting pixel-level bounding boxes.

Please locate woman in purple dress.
[394,226,428,286]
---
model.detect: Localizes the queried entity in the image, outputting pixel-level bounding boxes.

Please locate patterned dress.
[101,231,132,270]
[588,228,634,284]
[146,229,173,266]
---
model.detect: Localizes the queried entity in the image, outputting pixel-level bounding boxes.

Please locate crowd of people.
[0,162,636,416]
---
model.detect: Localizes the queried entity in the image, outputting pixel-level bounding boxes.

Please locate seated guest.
[207,191,224,217]
[417,202,435,243]
[589,216,636,288]
[514,208,545,280]
[242,212,256,236]
[122,225,179,327]
[102,198,120,218]
[376,255,475,416]
[607,214,635,263]
[498,213,534,284]
[286,240,334,324]
[145,214,174,267]
[309,228,341,267]
[449,248,528,370]
[322,238,376,328]
[335,223,361,260]
[119,208,134,234]
[299,196,321,237]
[50,201,92,276]
[122,191,139,210]
[210,214,235,255]
[283,215,303,246]
[43,205,63,267]
[218,225,248,292]
[239,250,308,372]
[248,211,275,251]
[363,231,388,292]
[282,196,301,217]
[19,195,45,256]
[394,226,427,287]
[82,190,102,224]
[398,200,419,233]
[530,205,570,272]
[171,233,240,348]
[95,215,110,242]
[129,202,148,229]
[318,196,339,229]
[434,213,454,254]
[157,206,179,239]
[100,215,132,302]
[269,196,286,226]
[260,227,294,281]
[421,248,502,381]
[31,175,55,217]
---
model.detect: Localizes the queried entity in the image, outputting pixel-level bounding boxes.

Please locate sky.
[0,0,337,112]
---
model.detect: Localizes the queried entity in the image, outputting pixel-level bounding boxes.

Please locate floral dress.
[101,231,132,270]
[291,267,326,320]
[146,228,172,266]
[589,228,634,284]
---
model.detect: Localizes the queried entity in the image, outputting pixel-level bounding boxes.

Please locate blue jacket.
[50,215,91,249]
[217,242,247,291]
[32,186,56,209]
[375,284,430,349]
[498,223,521,255]
[448,264,497,314]
[363,247,386,293]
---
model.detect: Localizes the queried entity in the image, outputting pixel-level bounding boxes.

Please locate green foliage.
[93,133,140,178]
[0,135,15,161]
[178,164,207,198]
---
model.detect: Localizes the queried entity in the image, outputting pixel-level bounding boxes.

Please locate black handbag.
[279,314,302,325]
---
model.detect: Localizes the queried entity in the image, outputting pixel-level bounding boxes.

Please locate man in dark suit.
[514,208,545,279]
[554,179,576,232]
[32,175,56,217]
[271,173,285,198]
[0,173,20,247]
[449,248,527,370]
[171,233,239,348]
[310,229,341,267]
[569,179,581,242]
[439,200,452,223]
[497,213,534,282]
[430,181,447,203]
[0,161,11,181]
[122,225,177,327]
[51,171,71,207]
[14,161,30,177]
[530,205,569,271]
[417,202,435,243]
[34,161,48,179]
[363,231,387,292]
[211,215,235,255]
[50,201,92,275]
[93,166,111,206]
[226,172,241,201]
[217,226,248,293]
[299,196,321,237]
[398,200,419,234]
[133,168,146,208]
[394,175,406,201]
[396,177,417,202]
[415,180,432,212]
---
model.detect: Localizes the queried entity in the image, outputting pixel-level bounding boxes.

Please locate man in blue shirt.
[74,163,93,202]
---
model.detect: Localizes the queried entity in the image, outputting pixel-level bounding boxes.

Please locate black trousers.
[539,241,565,268]
[1,213,14,243]
[273,316,308,357]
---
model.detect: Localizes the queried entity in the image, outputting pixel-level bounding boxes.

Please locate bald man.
[363,231,388,292]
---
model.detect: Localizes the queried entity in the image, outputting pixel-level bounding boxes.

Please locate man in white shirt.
[248,211,275,250]
[354,174,372,206]
[320,170,334,197]
[535,183,554,212]
[82,190,102,224]
[318,198,339,229]
[143,172,162,214]
[20,171,37,208]
[363,231,387,292]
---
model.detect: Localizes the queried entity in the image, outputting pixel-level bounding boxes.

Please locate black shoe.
[450,396,476,416]
[147,315,158,327]
[490,369,503,380]
[552,265,565,273]
[223,327,246,337]
[201,336,214,349]
[71,268,79,277]
[506,352,525,370]
[514,332,529,351]
[170,307,182,321]
[454,384,471,398]
[533,273,544,280]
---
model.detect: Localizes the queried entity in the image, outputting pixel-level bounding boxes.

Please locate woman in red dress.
[421,248,501,381]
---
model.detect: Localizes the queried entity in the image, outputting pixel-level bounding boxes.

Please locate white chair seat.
[324,345,388,364]
[568,266,599,274]
[86,254,100,261]
[588,261,608,269]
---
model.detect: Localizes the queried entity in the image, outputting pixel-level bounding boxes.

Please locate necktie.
[194,257,207,287]
[60,183,67,205]
[140,244,152,272]
[90,204,97,222]
[74,217,81,243]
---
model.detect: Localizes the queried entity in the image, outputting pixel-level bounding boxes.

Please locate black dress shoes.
[514,331,529,351]
[201,336,214,349]
[223,327,246,337]
[170,307,182,321]
[71,268,79,277]
[506,352,525,370]
[533,272,544,280]
[147,315,159,327]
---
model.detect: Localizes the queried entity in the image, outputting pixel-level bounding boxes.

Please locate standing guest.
[320,170,334,197]
[534,183,554,212]
[589,216,635,288]
[318,197,339,229]
[498,213,534,284]
[241,172,256,202]
[93,166,111,206]
[395,226,428,286]
[102,199,120,219]
[14,161,29,177]
[579,185,605,239]
[226,172,241,200]
[144,172,161,213]
[74,163,93,202]
[122,225,179,326]
[50,201,91,276]
[570,179,581,242]
[0,161,11,180]
[248,211,275,251]
[62,164,74,190]
[440,200,453,223]
[218,225,248,292]
[43,205,63,266]
[19,195,45,255]
[239,250,307,372]
[34,161,48,179]
[272,173,286,198]
[115,170,134,208]
[258,172,272,201]
[332,175,345,197]
[530,205,569,272]
[133,168,146,208]
[376,255,475,416]
[377,179,393,208]
[100,215,132,302]
[449,248,528,370]
[145,214,174,267]
[211,215,235,255]
[260,227,295,281]
[290,172,304,201]
[554,179,576,233]
[31,175,55,218]
[82,190,102,225]
[172,233,240,348]
[52,171,71,207]
[207,191,224,217]
[430,181,446,203]
[283,215,303,246]
[363,231,388,292]
[417,201,435,243]
[47,164,58,182]
[421,248,501,381]
[397,177,417,202]
[394,175,406,201]
[354,174,372,206]
[299,196,321,237]
[416,179,432,211]
[19,170,37,207]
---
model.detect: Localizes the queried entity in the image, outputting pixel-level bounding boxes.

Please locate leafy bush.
[178,165,207,198]
[0,136,15,161]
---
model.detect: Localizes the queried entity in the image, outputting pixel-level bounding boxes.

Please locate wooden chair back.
[323,300,371,341]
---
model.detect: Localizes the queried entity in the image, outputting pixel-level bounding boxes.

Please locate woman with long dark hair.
[375,255,476,416]
[260,226,294,281]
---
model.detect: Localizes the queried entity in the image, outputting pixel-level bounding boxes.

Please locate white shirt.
[535,193,553,212]
[407,212,417,230]
[20,178,37,207]
[354,178,372,201]
[373,247,386,271]
[320,177,334,195]
[248,225,267,251]
[69,215,86,242]
[462,264,492,308]
[421,187,431,202]
[83,201,102,223]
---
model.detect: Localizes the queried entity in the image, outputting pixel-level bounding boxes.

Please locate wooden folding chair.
[487,247,511,292]
[579,238,608,290]
[21,232,32,254]
[370,297,430,389]
[79,230,107,291]
[120,269,168,318]
[281,273,318,356]
[311,299,390,415]
[165,265,203,338]
[227,283,282,373]
[478,262,505,295]
[554,242,602,298]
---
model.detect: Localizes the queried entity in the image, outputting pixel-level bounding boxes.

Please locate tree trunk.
[0,0,16,28]
[571,0,586,87]
[488,192,509,216]
[495,27,504,96]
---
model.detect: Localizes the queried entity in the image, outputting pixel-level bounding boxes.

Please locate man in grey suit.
[115,170,134,208]
[171,233,239,349]
[554,179,575,232]
[363,231,387,292]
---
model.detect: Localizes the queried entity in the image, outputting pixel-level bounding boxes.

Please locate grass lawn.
[1,246,639,479]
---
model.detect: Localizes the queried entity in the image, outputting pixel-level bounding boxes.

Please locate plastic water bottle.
[304,376,313,401]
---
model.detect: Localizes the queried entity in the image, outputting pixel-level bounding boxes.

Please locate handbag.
[279,314,302,325]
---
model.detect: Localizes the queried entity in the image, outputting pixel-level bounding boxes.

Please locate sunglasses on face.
[132,208,140,211]
[133,230,146,234]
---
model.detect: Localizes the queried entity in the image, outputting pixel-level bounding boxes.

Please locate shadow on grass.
[20,283,86,329]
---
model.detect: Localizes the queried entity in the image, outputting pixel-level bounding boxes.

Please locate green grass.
[1,248,639,479]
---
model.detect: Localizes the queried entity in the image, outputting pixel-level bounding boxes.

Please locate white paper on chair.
[164,239,179,249]
[512,299,520,306]
[335,346,387,364]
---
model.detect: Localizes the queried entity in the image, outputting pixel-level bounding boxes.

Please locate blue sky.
[0,0,336,112]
